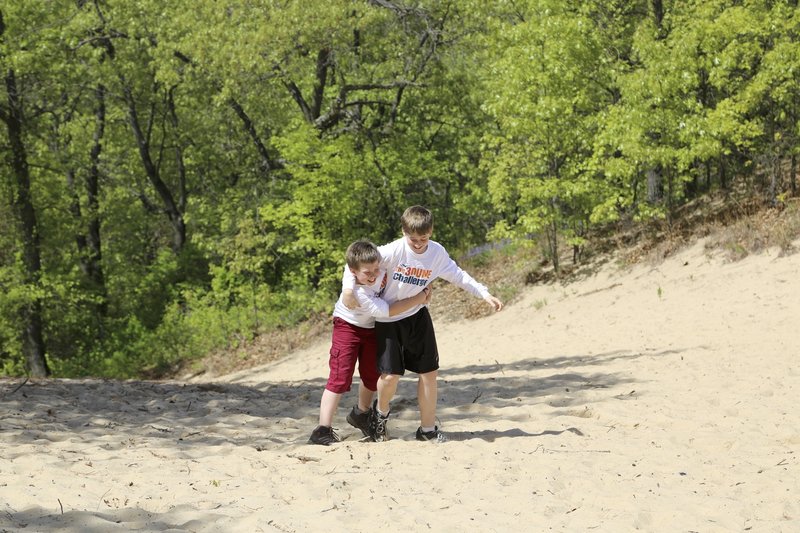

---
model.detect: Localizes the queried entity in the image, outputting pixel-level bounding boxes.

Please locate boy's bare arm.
[388,286,432,317]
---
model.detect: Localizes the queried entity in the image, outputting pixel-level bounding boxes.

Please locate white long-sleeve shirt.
[342,238,490,322]
[332,270,390,328]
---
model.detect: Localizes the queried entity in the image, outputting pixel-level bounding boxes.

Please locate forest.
[2,0,798,378]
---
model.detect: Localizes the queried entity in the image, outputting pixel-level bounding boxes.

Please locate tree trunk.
[769,154,780,207]
[719,155,728,191]
[86,84,107,301]
[123,83,186,252]
[686,162,699,198]
[311,48,330,120]
[3,66,49,377]
[549,218,559,273]
[166,88,187,214]
[666,167,673,227]
[791,154,797,197]
[646,166,662,204]
[651,0,664,30]
[547,195,559,273]
[68,84,107,311]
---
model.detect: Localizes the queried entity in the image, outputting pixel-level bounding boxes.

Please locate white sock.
[421,425,435,433]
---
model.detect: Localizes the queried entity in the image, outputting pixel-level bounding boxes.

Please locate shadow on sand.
[0,347,685,449]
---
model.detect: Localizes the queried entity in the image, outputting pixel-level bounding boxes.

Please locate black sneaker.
[415,426,447,443]
[308,425,341,446]
[368,400,390,442]
[346,405,372,437]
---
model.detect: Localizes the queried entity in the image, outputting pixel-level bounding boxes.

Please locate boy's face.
[350,260,381,285]
[404,231,432,254]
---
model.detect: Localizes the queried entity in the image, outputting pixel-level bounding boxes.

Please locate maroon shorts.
[325,317,379,394]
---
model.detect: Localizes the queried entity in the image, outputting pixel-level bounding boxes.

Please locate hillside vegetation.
[183,194,800,379]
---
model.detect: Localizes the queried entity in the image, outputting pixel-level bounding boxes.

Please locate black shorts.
[375,307,439,375]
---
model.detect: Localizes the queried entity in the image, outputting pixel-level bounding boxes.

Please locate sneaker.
[368,400,390,442]
[308,425,341,446]
[415,426,447,443]
[346,405,372,437]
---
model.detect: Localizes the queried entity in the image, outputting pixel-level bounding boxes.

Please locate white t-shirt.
[342,238,489,323]
[332,270,390,328]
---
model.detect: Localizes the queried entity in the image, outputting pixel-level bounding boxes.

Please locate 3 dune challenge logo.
[392,264,432,287]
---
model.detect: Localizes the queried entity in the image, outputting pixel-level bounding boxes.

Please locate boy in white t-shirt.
[308,240,431,445]
[342,206,503,442]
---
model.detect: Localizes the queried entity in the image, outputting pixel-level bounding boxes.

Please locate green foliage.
[0,266,24,374]
[481,0,628,265]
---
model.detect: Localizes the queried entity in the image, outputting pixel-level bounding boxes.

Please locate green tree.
[0,5,63,376]
[482,0,633,269]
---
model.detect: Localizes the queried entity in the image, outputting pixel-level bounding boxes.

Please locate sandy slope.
[2,238,799,532]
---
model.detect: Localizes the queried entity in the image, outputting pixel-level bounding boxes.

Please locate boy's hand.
[484,294,503,311]
[342,289,359,309]
[422,286,433,305]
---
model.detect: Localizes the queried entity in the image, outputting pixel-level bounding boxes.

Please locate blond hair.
[345,240,380,269]
[400,205,433,235]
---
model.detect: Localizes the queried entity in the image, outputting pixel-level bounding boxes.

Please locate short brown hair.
[345,240,380,269]
[401,205,433,235]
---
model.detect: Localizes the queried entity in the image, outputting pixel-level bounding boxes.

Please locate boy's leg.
[347,327,378,436]
[376,373,400,414]
[369,319,405,441]
[369,373,398,441]
[357,382,375,413]
[310,387,344,445]
[417,370,438,428]
[319,317,361,427]
[355,327,379,413]
[318,389,342,427]
[373,319,406,416]
[346,382,375,436]
[403,308,442,436]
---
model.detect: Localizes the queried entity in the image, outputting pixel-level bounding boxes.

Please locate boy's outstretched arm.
[344,280,433,311]
[357,286,432,318]
[435,251,503,312]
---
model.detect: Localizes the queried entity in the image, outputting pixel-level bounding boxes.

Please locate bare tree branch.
[284,80,315,123]
[228,98,283,172]
[311,48,330,119]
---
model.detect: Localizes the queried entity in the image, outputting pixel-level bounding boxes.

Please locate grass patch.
[703,198,800,260]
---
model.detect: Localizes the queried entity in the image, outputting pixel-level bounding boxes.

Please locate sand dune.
[2,238,799,532]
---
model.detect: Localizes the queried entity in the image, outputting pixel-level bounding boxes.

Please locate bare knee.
[419,370,438,383]
[380,374,400,385]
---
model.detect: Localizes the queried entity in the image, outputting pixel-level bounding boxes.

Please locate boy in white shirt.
[309,240,431,445]
[342,206,503,442]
